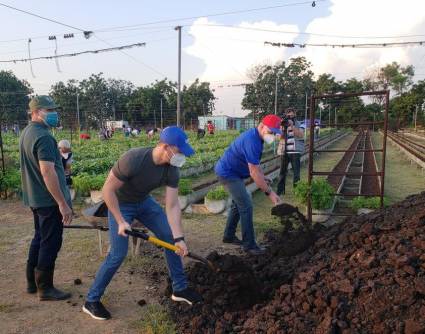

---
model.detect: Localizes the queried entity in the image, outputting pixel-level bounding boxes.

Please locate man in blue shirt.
[215,115,282,255]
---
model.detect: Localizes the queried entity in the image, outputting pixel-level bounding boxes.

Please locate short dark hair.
[285,107,296,114]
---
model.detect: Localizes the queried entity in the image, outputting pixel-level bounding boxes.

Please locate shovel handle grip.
[148,236,179,252]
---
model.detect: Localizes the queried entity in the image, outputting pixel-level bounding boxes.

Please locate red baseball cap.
[262,114,282,134]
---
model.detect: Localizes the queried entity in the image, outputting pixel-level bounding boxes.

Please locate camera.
[281,116,295,128]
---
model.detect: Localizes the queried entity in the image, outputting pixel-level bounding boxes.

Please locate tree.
[50,79,79,128]
[182,79,215,125]
[242,57,314,119]
[0,70,33,123]
[364,62,414,97]
[314,74,341,96]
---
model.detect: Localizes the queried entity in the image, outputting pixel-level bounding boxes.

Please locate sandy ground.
[0,199,247,334]
[0,131,423,334]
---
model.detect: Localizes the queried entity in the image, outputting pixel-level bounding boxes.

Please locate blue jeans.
[87,196,187,302]
[219,177,257,250]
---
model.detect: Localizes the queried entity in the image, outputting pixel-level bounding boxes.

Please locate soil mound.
[166,192,425,334]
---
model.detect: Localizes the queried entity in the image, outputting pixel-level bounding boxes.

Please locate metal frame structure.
[0,119,7,198]
[307,90,390,222]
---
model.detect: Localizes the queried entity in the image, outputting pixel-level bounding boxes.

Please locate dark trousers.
[277,153,301,196]
[27,206,63,271]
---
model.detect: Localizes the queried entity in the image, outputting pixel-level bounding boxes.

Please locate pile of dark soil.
[165,192,425,334]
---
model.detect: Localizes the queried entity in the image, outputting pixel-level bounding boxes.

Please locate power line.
[192,23,425,40]
[0,42,146,63]
[0,2,168,77]
[264,40,425,48]
[89,0,325,32]
[0,2,86,33]
[93,35,168,78]
[0,31,174,56]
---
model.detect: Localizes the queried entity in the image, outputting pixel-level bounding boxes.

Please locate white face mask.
[264,133,275,145]
[168,150,186,168]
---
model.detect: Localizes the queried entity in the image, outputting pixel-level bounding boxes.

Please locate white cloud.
[295,0,425,80]
[186,1,425,116]
[186,18,299,82]
[186,18,299,116]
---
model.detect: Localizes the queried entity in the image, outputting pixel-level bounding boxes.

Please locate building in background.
[198,115,255,131]
[105,120,129,130]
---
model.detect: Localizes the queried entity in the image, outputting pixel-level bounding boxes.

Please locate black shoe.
[35,268,71,301]
[222,236,243,246]
[82,301,111,320]
[171,288,202,306]
[26,262,37,294]
[244,246,266,256]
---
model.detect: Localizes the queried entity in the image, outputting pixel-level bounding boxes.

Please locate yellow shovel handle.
[148,236,179,252]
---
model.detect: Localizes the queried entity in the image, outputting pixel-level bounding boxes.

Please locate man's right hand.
[117,221,132,237]
[59,202,73,225]
[268,191,282,205]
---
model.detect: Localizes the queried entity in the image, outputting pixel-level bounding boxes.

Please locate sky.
[0,0,425,117]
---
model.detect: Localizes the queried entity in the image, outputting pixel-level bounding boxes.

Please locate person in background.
[58,139,73,188]
[207,120,215,135]
[214,115,282,256]
[20,96,72,301]
[197,128,206,139]
[147,127,159,139]
[80,133,91,140]
[276,108,305,197]
[314,121,320,141]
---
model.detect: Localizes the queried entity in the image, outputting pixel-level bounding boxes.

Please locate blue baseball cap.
[160,126,195,157]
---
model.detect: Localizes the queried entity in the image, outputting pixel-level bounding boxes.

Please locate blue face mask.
[40,110,59,128]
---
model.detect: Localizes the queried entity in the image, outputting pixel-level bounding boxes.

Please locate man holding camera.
[276,108,305,196]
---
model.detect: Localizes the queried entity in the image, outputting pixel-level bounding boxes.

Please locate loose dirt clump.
[165,192,425,334]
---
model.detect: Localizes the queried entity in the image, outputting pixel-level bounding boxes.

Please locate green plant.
[294,178,335,210]
[0,169,21,193]
[350,196,390,210]
[178,179,193,196]
[73,173,106,196]
[131,304,176,334]
[206,185,228,201]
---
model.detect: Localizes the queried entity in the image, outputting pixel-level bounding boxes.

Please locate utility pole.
[334,107,337,127]
[319,105,322,123]
[76,92,81,144]
[304,92,308,141]
[175,26,182,127]
[328,105,331,128]
[415,105,418,131]
[153,105,157,128]
[160,98,163,129]
[274,76,278,115]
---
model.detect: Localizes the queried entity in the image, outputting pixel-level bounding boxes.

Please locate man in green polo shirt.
[20,95,73,301]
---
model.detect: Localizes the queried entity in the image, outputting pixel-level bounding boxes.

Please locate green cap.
[29,95,59,111]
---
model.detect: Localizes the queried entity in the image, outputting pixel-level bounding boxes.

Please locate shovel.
[64,225,218,271]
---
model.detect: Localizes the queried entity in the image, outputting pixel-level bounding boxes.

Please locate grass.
[372,132,425,203]
[130,304,176,334]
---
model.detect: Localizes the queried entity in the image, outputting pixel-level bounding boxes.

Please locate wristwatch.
[174,236,185,243]
[264,186,272,196]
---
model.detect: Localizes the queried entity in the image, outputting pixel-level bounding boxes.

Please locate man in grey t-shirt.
[83,126,202,320]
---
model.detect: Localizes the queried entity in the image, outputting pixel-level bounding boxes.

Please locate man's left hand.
[287,119,294,127]
[175,240,188,257]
